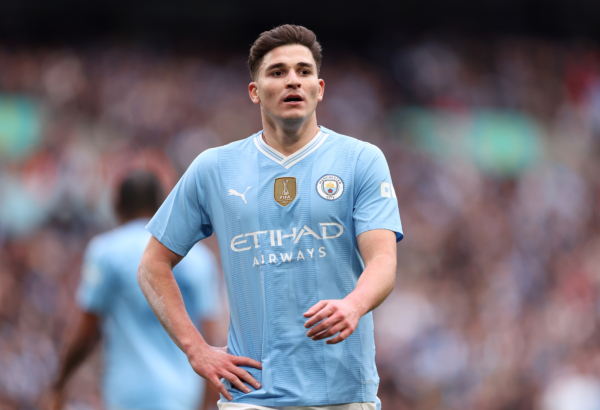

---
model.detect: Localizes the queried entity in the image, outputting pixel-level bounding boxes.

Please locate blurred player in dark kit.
[49,170,221,410]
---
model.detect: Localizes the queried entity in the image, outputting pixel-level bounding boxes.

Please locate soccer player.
[138,25,403,410]
[50,171,221,410]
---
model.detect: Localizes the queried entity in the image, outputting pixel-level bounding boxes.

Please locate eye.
[300,69,311,75]
[271,71,284,77]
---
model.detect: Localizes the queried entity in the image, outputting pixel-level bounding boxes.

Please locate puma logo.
[228,187,251,204]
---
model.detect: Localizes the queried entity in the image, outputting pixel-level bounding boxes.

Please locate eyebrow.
[265,61,315,71]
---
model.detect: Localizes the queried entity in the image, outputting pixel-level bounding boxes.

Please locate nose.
[286,71,301,88]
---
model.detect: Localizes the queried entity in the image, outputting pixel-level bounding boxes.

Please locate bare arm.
[304,229,397,344]
[49,312,101,409]
[346,229,397,314]
[138,236,262,401]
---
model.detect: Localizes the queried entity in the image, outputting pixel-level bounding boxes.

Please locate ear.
[317,78,325,102]
[249,82,261,104]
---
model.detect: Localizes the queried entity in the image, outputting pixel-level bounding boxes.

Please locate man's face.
[249,44,324,123]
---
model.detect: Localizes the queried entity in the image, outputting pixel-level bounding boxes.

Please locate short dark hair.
[115,170,165,220]
[248,24,322,81]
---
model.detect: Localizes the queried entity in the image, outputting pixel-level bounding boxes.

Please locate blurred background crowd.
[2,9,600,410]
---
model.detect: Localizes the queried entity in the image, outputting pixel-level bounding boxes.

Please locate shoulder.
[356,142,385,165]
[321,126,362,146]
[86,227,122,258]
[320,126,384,163]
[187,147,219,173]
[81,228,126,279]
[187,134,259,172]
[218,133,258,153]
[86,223,148,258]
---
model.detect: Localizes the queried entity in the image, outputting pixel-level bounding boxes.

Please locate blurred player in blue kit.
[50,170,221,410]
[138,25,403,410]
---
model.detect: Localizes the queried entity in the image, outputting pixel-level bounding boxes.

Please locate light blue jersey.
[147,127,403,407]
[77,218,219,410]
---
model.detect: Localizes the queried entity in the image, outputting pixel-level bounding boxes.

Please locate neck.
[118,211,153,225]
[261,111,320,157]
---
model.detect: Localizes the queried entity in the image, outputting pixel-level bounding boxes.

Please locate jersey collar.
[253,128,329,169]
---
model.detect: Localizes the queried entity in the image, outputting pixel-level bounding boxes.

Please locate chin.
[279,112,308,122]
[283,112,306,119]
[264,106,311,124]
[284,106,313,117]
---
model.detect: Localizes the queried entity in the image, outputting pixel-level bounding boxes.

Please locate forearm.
[54,339,94,390]
[137,256,207,355]
[304,250,396,344]
[344,253,396,317]
[305,230,397,343]
[138,239,263,401]
[54,313,100,390]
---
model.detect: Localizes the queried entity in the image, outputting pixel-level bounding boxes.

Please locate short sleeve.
[353,143,404,242]
[146,150,215,256]
[76,239,113,314]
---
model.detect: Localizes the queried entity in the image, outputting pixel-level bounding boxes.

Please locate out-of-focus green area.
[391,108,545,177]
[0,96,41,160]
[0,38,599,410]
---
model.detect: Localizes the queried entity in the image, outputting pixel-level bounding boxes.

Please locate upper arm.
[141,235,184,270]
[77,311,102,342]
[356,229,397,268]
[137,236,184,298]
[353,143,403,242]
[77,239,113,314]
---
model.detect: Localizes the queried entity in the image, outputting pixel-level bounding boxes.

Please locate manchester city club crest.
[316,175,344,200]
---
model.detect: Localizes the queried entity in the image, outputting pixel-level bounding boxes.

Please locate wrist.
[344,292,368,317]
[182,335,210,361]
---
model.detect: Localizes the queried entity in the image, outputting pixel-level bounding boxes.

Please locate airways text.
[230,223,343,267]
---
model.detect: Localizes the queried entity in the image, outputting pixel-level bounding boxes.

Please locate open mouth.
[283,95,303,103]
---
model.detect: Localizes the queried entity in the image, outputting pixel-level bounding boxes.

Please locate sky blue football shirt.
[147,127,403,408]
[77,218,219,410]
